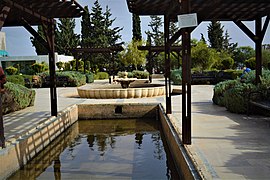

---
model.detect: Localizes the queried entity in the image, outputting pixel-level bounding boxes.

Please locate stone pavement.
[2,79,270,179]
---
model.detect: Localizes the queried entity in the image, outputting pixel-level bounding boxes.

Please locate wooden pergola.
[126,0,270,144]
[70,46,124,77]
[0,0,84,148]
[138,45,182,82]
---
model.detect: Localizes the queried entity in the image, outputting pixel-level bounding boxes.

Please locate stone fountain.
[77,72,165,99]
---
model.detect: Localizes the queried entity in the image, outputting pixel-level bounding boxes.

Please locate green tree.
[200,33,207,44]
[81,6,93,48]
[191,40,216,71]
[232,46,255,67]
[30,25,48,55]
[169,22,180,45]
[262,49,270,69]
[89,1,123,72]
[245,57,256,69]
[81,6,93,72]
[132,13,142,41]
[145,15,165,73]
[145,15,164,46]
[56,18,80,56]
[104,6,123,46]
[208,21,224,51]
[90,0,106,47]
[223,30,238,54]
[119,40,147,70]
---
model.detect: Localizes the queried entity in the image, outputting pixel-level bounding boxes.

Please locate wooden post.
[255,18,262,84]
[164,15,172,114]
[181,0,192,145]
[0,89,5,148]
[45,20,58,116]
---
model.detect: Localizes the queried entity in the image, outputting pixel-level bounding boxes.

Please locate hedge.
[85,72,94,83]
[94,72,109,80]
[213,70,270,114]
[2,82,36,114]
[6,75,25,86]
[39,71,87,87]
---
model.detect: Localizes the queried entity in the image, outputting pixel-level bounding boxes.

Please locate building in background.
[0,53,74,73]
[0,31,74,72]
[0,32,8,57]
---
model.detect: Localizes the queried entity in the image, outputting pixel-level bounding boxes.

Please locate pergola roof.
[71,46,124,54]
[138,46,182,54]
[127,0,270,21]
[1,0,84,26]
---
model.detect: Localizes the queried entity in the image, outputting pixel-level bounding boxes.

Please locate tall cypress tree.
[104,6,123,46]
[145,15,164,46]
[81,6,92,48]
[30,25,48,55]
[132,13,142,41]
[90,0,105,48]
[56,18,80,55]
[223,30,238,54]
[208,21,224,51]
[89,1,123,71]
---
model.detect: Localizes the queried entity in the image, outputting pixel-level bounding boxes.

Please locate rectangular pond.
[8,118,182,179]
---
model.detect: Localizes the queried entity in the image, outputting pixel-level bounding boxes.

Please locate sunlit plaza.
[1,0,270,179]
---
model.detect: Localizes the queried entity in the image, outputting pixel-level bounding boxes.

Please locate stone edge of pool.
[0,103,201,180]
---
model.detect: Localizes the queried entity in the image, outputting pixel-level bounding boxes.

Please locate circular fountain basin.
[77,83,165,99]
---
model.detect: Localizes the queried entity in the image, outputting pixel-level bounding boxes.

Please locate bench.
[247,88,270,116]
[44,76,69,87]
[191,71,216,84]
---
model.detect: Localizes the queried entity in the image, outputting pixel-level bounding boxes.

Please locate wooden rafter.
[0,5,10,30]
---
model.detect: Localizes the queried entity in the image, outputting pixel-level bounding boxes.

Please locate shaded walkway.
[2,80,270,179]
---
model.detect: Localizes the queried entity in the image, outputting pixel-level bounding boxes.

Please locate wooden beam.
[21,18,49,51]
[3,0,52,23]
[262,15,270,39]
[233,20,257,42]
[0,6,10,30]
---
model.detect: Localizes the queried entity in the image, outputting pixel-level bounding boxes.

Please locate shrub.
[6,75,25,86]
[171,68,182,85]
[85,72,94,83]
[56,61,65,70]
[132,70,149,79]
[221,57,234,70]
[5,66,18,75]
[260,70,270,89]
[245,57,256,69]
[57,71,86,87]
[31,62,47,74]
[64,62,71,71]
[212,79,239,106]
[117,71,133,78]
[2,82,36,114]
[213,69,270,114]
[223,83,256,113]
[94,72,109,80]
[39,71,86,87]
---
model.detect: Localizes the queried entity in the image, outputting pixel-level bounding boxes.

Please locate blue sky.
[2,0,270,56]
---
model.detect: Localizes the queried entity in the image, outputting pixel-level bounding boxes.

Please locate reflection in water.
[53,157,61,180]
[8,119,181,179]
[135,133,144,148]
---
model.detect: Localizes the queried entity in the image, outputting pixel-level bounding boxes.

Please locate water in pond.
[8,119,180,179]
